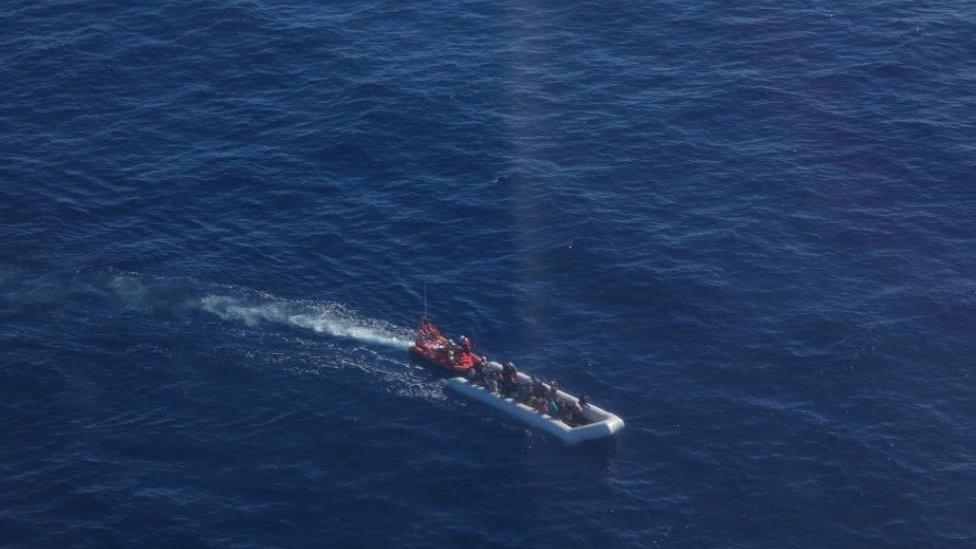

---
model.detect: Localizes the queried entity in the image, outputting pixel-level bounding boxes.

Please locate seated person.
[457,351,476,369]
[451,336,476,368]
[485,372,500,394]
[575,394,590,424]
[561,399,583,425]
[515,378,531,402]
[528,395,547,414]
[474,359,491,385]
[531,377,546,399]
[501,373,519,398]
[547,398,560,417]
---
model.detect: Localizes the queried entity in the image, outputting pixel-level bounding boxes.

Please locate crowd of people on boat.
[418,323,592,427]
[463,354,590,427]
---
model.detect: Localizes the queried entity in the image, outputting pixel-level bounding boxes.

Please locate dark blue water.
[2,1,975,546]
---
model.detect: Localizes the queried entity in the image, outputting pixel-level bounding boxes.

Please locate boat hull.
[447,362,624,445]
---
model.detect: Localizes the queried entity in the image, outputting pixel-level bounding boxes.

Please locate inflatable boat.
[447,361,624,445]
[408,318,482,372]
[411,318,624,444]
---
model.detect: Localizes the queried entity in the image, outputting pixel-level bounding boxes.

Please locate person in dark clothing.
[561,399,581,425]
[499,362,519,397]
[534,377,548,399]
[548,379,559,398]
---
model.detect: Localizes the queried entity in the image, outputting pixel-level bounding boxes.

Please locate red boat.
[410,317,483,372]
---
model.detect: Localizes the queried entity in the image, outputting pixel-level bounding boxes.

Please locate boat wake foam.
[199,294,413,349]
[2,267,440,399]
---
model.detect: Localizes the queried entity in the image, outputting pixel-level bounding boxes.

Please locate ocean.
[1,1,974,546]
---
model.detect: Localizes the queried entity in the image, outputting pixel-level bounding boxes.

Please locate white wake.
[200,294,413,349]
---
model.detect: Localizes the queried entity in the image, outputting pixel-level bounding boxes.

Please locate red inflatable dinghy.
[410,317,483,372]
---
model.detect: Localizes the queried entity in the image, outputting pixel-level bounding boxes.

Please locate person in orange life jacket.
[459,335,476,366]
[458,352,476,369]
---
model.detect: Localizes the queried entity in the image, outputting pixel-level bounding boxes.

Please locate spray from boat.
[199,294,413,349]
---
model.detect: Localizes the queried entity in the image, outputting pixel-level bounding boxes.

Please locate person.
[515,378,532,402]
[475,359,490,386]
[548,379,559,398]
[529,394,547,414]
[451,335,476,369]
[547,397,560,417]
[457,350,476,370]
[485,371,499,394]
[531,377,546,399]
[499,377,513,398]
[500,362,518,397]
[499,361,511,384]
[562,398,583,425]
[576,394,591,424]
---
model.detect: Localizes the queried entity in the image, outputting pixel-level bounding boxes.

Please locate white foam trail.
[109,274,147,309]
[200,295,413,349]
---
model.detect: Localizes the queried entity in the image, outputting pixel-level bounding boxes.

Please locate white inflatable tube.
[446,361,624,445]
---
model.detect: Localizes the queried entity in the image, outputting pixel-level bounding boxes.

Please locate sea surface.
[2,1,975,547]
